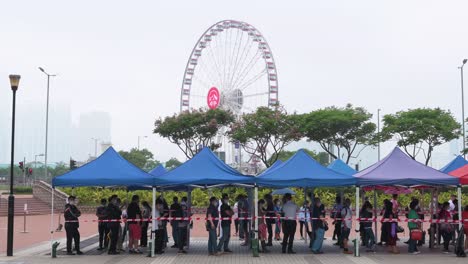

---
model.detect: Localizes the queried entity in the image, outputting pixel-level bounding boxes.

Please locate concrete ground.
[0,234,466,264]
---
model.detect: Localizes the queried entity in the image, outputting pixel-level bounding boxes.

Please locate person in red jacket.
[438,202,453,253]
[463,205,468,251]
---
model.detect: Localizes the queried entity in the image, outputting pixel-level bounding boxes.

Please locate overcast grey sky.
[1,0,468,164]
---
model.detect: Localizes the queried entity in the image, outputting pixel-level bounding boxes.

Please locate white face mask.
[69,201,75,205]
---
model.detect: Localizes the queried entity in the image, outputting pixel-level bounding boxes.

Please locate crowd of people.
[62,192,468,257]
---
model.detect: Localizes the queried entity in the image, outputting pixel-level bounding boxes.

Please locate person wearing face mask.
[408,199,421,254]
[340,198,353,254]
[107,196,122,255]
[311,198,325,254]
[217,194,233,253]
[206,196,219,256]
[154,199,165,254]
[64,196,83,255]
[177,197,189,254]
[273,198,282,241]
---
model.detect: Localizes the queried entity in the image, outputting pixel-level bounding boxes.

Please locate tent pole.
[151,187,156,257]
[254,184,259,256]
[50,186,55,255]
[373,189,378,243]
[429,188,435,248]
[187,188,192,249]
[355,186,360,257]
[457,186,462,230]
[303,188,308,245]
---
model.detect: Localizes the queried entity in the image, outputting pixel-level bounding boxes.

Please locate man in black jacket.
[64,196,83,255]
[107,196,122,255]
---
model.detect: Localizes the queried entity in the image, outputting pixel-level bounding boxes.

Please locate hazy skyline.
[1,0,467,167]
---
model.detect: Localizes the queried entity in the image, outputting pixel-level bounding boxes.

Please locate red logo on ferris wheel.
[207,87,220,109]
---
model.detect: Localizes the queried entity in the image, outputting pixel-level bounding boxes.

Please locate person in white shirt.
[299,201,310,239]
[448,194,456,212]
[341,198,353,254]
[233,201,239,236]
[281,193,298,254]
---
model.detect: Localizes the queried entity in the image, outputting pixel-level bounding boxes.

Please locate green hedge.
[59,186,468,209]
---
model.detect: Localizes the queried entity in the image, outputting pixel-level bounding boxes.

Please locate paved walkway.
[0,237,466,264]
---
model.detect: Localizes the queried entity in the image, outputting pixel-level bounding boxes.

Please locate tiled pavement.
[1,237,467,264]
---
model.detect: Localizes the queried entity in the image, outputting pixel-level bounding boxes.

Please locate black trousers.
[234,219,239,234]
[282,220,297,252]
[141,223,149,246]
[108,224,120,252]
[65,224,80,253]
[266,221,273,243]
[299,221,310,238]
[155,229,164,253]
[334,220,342,244]
[98,223,108,248]
[178,226,188,250]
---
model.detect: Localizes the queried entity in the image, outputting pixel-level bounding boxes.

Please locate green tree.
[165,158,183,170]
[381,108,461,165]
[268,149,330,166]
[228,106,302,168]
[300,104,376,164]
[119,148,160,171]
[154,108,235,159]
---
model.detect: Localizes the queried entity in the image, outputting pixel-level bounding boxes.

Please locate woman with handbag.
[439,202,453,253]
[408,199,421,254]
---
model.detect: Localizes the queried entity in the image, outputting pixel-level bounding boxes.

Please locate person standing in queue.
[96,198,109,251]
[64,196,83,255]
[238,194,250,246]
[206,197,219,256]
[127,195,143,254]
[281,193,298,254]
[217,193,233,253]
[140,201,152,247]
[341,198,353,254]
[311,198,326,254]
[258,199,270,253]
[177,197,189,254]
[170,197,181,249]
[264,193,275,246]
[107,196,122,255]
[154,199,165,254]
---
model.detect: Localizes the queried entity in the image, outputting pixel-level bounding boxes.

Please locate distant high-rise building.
[71,112,111,161]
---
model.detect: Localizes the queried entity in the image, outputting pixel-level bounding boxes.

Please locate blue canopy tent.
[327,159,357,176]
[259,160,283,175]
[256,149,357,188]
[149,164,167,177]
[52,147,158,187]
[51,147,163,256]
[440,155,468,173]
[156,147,254,189]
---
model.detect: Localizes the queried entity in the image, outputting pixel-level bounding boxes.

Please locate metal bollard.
[51,241,60,258]
[251,238,259,257]
[352,239,360,257]
[147,240,153,257]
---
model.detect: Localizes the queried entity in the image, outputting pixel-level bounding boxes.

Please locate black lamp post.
[7,74,20,256]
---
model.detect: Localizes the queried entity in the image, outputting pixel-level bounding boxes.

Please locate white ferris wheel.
[180,20,279,166]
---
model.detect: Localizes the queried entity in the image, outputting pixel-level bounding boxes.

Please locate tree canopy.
[381,108,461,165]
[118,148,161,171]
[165,157,183,170]
[228,106,302,167]
[300,104,376,164]
[154,108,235,159]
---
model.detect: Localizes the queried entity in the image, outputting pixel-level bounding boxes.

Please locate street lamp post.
[460,59,467,158]
[7,74,21,257]
[377,109,381,161]
[34,154,45,182]
[38,67,56,181]
[138,135,148,150]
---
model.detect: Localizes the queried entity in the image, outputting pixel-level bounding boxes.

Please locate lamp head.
[463,59,467,65]
[9,75,21,91]
[38,67,45,73]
